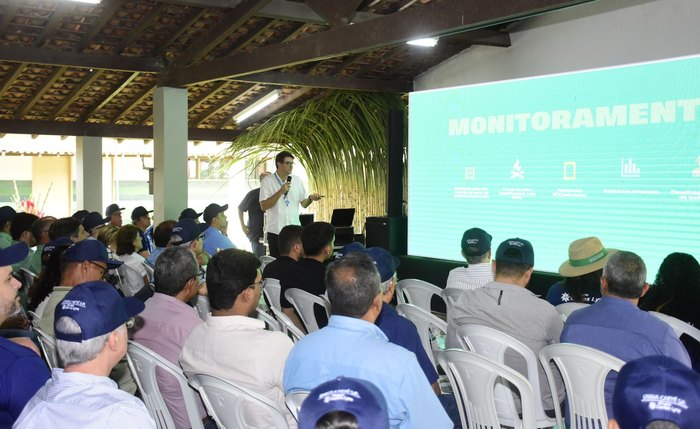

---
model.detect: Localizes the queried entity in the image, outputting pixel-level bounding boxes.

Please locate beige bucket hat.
[558,236,618,277]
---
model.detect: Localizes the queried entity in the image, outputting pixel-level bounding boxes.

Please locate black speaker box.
[365,216,407,255]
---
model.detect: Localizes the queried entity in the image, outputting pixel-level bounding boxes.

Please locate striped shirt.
[445,263,494,291]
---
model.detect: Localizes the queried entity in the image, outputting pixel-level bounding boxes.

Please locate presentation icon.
[620,158,640,177]
[563,161,576,180]
[510,159,525,179]
[464,167,476,180]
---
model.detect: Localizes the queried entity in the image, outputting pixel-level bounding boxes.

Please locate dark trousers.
[267,233,280,257]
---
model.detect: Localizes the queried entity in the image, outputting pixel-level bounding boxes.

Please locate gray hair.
[154,246,199,297]
[603,251,647,299]
[645,421,680,429]
[466,251,490,265]
[326,253,381,318]
[55,316,117,366]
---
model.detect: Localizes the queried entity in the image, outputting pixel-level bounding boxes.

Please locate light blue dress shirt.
[13,369,156,429]
[284,315,452,429]
[202,226,235,256]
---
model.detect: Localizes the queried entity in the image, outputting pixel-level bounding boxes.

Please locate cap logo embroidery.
[643,394,687,414]
[508,240,524,247]
[319,389,361,404]
[466,238,479,245]
[61,299,86,311]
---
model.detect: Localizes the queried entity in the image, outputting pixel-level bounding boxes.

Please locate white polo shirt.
[259,172,307,235]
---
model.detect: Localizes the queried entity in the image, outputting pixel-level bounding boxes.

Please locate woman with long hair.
[113,224,150,296]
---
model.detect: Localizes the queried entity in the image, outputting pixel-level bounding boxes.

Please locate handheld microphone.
[284,176,292,197]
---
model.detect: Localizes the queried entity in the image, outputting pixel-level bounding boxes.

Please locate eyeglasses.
[249,279,265,290]
[283,161,294,166]
[87,261,108,280]
[191,268,205,281]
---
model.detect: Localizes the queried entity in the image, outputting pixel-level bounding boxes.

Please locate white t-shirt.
[259,173,308,235]
[114,252,149,296]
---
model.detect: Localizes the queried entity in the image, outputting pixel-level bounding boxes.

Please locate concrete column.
[76,136,103,212]
[153,86,188,224]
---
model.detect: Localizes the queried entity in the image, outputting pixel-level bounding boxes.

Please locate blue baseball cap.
[613,355,700,429]
[170,218,207,245]
[0,242,29,267]
[361,247,400,283]
[495,237,534,266]
[54,280,144,342]
[335,242,365,259]
[179,208,203,221]
[298,377,389,429]
[41,237,74,259]
[82,211,110,231]
[63,239,122,269]
[461,227,492,256]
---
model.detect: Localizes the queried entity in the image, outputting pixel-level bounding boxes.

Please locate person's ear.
[107,330,120,352]
[600,277,609,294]
[608,418,620,429]
[640,282,650,298]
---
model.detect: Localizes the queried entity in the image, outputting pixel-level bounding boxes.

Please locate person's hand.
[309,193,324,201]
[242,225,250,235]
[280,181,291,195]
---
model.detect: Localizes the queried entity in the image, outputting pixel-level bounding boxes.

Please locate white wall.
[415,0,700,90]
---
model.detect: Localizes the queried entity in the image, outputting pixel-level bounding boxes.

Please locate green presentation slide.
[408,55,700,281]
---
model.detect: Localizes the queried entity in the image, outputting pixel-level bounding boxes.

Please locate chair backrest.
[126,341,204,429]
[189,373,289,429]
[284,288,330,333]
[259,255,276,271]
[650,311,700,342]
[33,326,60,369]
[439,349,537,429]
[441,287,465,316]
[256,308,282,332]
[454,324,555,428]
[539,343,624,429]
[27,310,40,327]
[554,302,589,322]
[270,307,305,343]
[396,303,446,369]
[194,295,210,321]
[285,390,309,422]
[18,267,37,295]
[264,278,282,311]
[396,278,443,312]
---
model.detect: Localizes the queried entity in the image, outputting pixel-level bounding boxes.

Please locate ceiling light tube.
[407,37,439,47]
[233,90,281,124]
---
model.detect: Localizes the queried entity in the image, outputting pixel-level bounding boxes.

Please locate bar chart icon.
[620,158,640,177]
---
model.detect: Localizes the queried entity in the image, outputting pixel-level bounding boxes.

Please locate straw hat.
[558,237,617,277]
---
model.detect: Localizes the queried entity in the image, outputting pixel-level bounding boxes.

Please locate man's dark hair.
[466,251,490,265]
[494,260,531,278]
[152,220,176,248]
[326,252,380,318]
[279,225,303,255]
[604,251,647,299]
[10,212,39,241]
[31,216,56,245]
[49,217,81,241]
[316,411,358,429]
[115,224,139,256]
[275,150,294,165]
[206,249,260,311]
[302,222,335,257]
[154,247,199,297]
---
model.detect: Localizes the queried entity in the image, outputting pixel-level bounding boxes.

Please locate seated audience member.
[284,252,453,429]
[446,227,494,291]
[546,237,615,306]
[610,355,700,429]
[179,208,202,222]
[10,212,39,271]
[0,242,50,427]
[561,251,691,417]
[0,206,17,249]
[48,216,82,243]
[180,249,296,428]
[96,224,119,254]
[131,247,211,429]
[26,216,56,274]
[113,224,150,297]
[145,220,176,268]
[262,224,303,280]
[639,252,700,371]
[71,210,89,222]
[298,377,389,429]
[201,203,235,256]
[170,218,208,270]
[14,281,155,428]
[81,212,109,240]
[28,238,73,313]
[131,206,154,257]
[280,222,335,331]
[446,237,564,414]
[105,203,124,228]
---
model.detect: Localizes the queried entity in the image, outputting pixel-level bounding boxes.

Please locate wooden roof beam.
[0,46,163,73]
[235,70,411,92]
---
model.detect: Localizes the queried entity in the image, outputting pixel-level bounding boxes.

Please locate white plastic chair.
[259,255,276,271]
[650,311,700,342]
[194,295,210,321]
[189,373,290,429]
[256,308,282,332]
[396,278,444,313]
[555,302,589,322]
[441,287,465,316]
[284,288,331,333]
[396,303,446,369]
[270,307,305,343]
[126,341,205,429]
[439,349,537,429]
[263,278,282,311]
[285,390,309,422]
[33,326,60,369]
[454,324,556,429]
[539,343,624,429]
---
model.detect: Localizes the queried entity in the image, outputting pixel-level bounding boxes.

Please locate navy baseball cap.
[613,355,700,429]
[0,206,17,224]
[495,237,534,266]
[170,218,207,245]
[64,240,122,269]
[71,210,90,221]
[335,242,365,259]
[131,206,153,221]
[54,280,144,342]
[461,227,492,256]
[42,237,74,259]
[105,203,124,217]
[0,242,29,267]
[203,203,228,224]
[298,377,389,429]
[82,211,109,231]
[179,208,203,221]
[362,247,400,283]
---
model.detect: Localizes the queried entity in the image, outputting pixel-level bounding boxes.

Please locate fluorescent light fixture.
[68,0,102,4]
[234,90,281,124]
[406,37,439,47]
